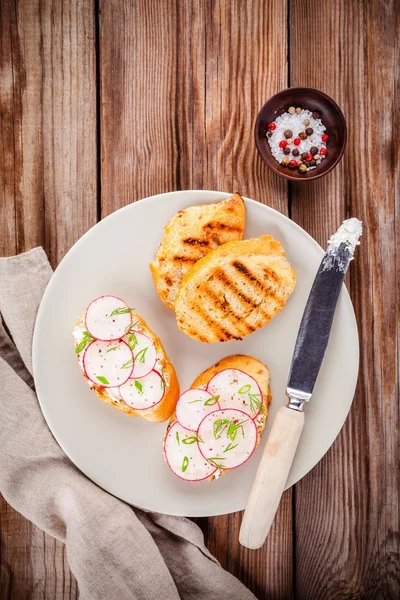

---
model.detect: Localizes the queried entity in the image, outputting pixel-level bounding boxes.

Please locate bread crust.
[175,236,296,343]
[166,354,271,480]
[74,312,179,422]
[150,193,246,309]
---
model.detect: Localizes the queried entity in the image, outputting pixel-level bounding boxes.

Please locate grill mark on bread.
[213,267,260,310]
[183,237,210,247]
[195,304,241,341]
[203,221,243,233]
[202,285,256,335]
[262,266,280,285]
[232,260,284,309]
[172,255,197,263]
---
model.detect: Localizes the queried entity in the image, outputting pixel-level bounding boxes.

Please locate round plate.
[33,191,359,517]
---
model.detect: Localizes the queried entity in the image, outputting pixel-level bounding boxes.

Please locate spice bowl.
[255,87,347,181]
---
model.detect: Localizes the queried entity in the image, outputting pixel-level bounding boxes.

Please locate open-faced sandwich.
[163,355,271,481]
[150,193,246,309]
[73,295,179,421]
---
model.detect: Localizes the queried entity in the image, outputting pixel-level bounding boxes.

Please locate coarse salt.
[267,109,327,171]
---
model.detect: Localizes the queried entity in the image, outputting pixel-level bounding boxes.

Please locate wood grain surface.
[0,0,96,597]
[0,0,399,599]
[290,1,400,598]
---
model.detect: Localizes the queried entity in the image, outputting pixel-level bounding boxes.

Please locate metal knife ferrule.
[286,388,312,411]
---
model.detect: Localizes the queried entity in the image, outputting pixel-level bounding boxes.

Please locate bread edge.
[74,311,180,422]
[165,354,271,481]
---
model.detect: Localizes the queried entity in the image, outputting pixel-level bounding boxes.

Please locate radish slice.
[85,296,132,341]
[128,331,157,378]
[164,421,217,482]
[207,369,264,419]
[119,370,164,410]
[175,388,220,431]
[197,408,258,470]
[83,339,133,387]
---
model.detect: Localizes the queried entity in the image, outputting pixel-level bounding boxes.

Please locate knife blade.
[239,217,362,549]
[287,217,362,405]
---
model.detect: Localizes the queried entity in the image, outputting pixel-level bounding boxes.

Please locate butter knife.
[239,218,362,549]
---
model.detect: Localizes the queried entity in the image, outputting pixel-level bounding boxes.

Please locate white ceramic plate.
[33,191,359,517]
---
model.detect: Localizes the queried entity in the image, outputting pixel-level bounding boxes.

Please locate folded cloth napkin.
[0,248,256,600]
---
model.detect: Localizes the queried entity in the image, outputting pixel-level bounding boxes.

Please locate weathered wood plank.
[99,0,180,214]
[0,0,97,597]
[100,1,292,597]
[290,1,399,598]
[40,0,97,267]
[191,3,292,596]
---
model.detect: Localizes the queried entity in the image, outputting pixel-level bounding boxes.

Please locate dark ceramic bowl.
[255,87,347,181]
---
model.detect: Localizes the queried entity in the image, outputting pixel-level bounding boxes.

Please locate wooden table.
[1,1,398,598]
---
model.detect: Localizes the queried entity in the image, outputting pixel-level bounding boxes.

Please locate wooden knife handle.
[239,406,305,549]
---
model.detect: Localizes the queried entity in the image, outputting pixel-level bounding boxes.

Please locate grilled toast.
[175,236,296,343]
[150,193,246,309]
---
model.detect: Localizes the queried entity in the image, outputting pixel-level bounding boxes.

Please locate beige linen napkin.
[0,248,256,600]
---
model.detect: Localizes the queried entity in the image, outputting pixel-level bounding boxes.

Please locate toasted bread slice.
[164,355,271,481]
[150,193,246,309]
[74,307,179,422]
[175,235,296,343]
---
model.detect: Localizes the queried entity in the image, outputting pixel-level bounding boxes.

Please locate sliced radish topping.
[85,296,132,341]
[83,339,133,388]
[175,388,220,431]
[197,408,258,470]
[127,331,157,378]
[207,369,264,419]
[164,421,217,482]
[119,370,164,410]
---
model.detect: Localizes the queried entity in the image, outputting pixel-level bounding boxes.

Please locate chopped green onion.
[135,347,148,364]
[227,421,238,441]
[176,431,180,446]
[106,345,119,353]
[159,369,167,389]
[134,380,143,393]
[213,418,230,440]
[248,393,266,414]
[188,399,202,404]
[223,443,239,453]
[110,307,134,317]
[207,457,227,470]
[96,375,110,385]
[127,333,139,350]
[121,358,134,370]
[238,384,251,394]
[204,395,219,406]
[75,331,94,354]
[182,436,197,445]
[182,456,189,472]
